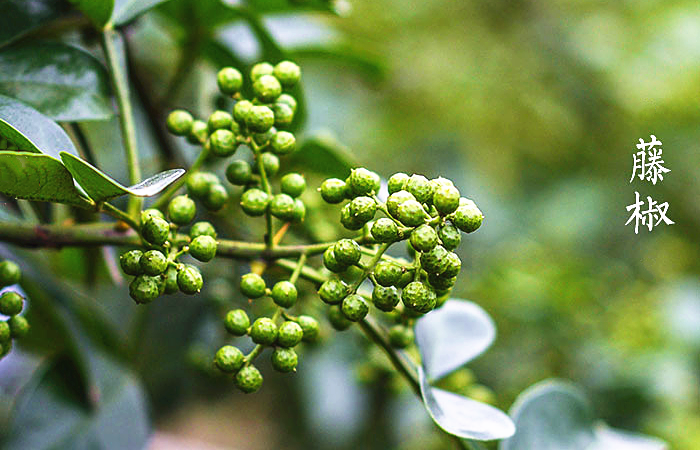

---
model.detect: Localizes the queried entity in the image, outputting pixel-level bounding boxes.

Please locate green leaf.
[0,95,78,159]
[5,354,150,450]
[112,0,173,25]
[0,151,91,207]
[69,0,114,27]
[415,299,496,382]
[419,366,515,441]
[292,131,357,178]
[0,0,71,48]
[0,43,112,122]
[500,380,667,450]
[60,151,185,202]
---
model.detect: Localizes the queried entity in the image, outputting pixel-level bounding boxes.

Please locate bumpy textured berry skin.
[250,318,278,345]
[405,174,434,203]
[290,199,306,223]
[334,239,361,266]
[253,74,282,102]
[297,315,319,342]
[341,294,369,321]
[272,103,294,126]
[397,200,427,227]
[188,120,209,145]
[271,347,298,372]
[269,194,296,222]
[271,281,297,308]
[166,110,193,136]
[280,173,306,198]
[388,325,414,348]
[428,273,456,291]
[168,195,196,225]
[452,199,483,233]
[277,321,303,347]
[240,273,266,299]
[187,172,216,198]
[349,196,376,224]
[371,218,400,243]
[217,67,243,95]
[120,250,143,276]
[387,190,416,219]
[177,265,203,294]
[276,94,297,112]
[328,305,352,330]
[0,321,10,342]
[226,160,253,186]
[225,309,250,336]
[442,252,461,278]
[140,250,168,275]
[374,261,402,287]
[420,245,449,274]
[348,168,381,196]
[323,248,347,273]
[401,281,437,313]
[318,279,347,305]
[0,292,23,316]
[142,208,165,222]
[438,223,461,250]
[235,365,263,393]
[202,183,229,211]
[273,61,301,87]
[410,224,438,252]
[164,267,179,294]
[240,188,269,216]
[340,204,364,230]
[233,100,253,124]
[209,129,238,157]
[372,286,400,312]
[433,184,460,215]
[320,178,346,204]
[251,62,274,80]
[8,316,28,341]
[395,270,414,289]
[214,345,244,373]
[388,173,409,194]
[129,275,160,304]
[0,261,21,287]
[247,105,275,133]
[189,221,217,239]
[270,131,296,155]
[189,235,217,262]
[142,216,170,245]
[208,110,233,131]
[253,126,276,146]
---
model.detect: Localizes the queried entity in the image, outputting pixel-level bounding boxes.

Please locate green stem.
[289,253,307,284]
[349,242,391,293]
[250,139,274,248]
[101,26,142,218]
[151,144,211,210]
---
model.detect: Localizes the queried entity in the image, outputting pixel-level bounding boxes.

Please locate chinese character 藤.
[625,191,674,234]
[630,135,670,185]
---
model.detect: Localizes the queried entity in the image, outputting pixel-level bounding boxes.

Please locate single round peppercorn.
[372,286,400,312]
[235,365,263,393]
[273,60,301,87]
[318,279,348,305]
[141,208,165,222]
[141,216,170,245]
[187,120,209,145]
[129,275,160,304]
[0,321,10,342]
[251,62,274,81]
[260,152,280,177]
[433,183,460,215]
[280,173,306,198]
[328,305,352,330]
[140,250,168,275]
[189,235,217,262]
[320,178,346,204]
[120,250,143,276]
[388,325,414,348]
[271,281,297,308]
[420,245,449,274]
[349,196,376,224]
[214,345,244,373]
[177,264,203,294]
[208,110,233,131]
[273,103,294,127]
[209,129,238,157]
[405,174,434,203]
[348,168,381,196]
[186,172,216,198]
[202,183,229,211]
[323,247,348,273]
[217,67,243,95]
[452,199,483,233]
[397,199,427,227]
[442,252,461,278]
[401,281,437,313]
[164,266,179,294]
[374,260,402,287]
[240,188,269,216]
[427,272,457,291]
[0,261,21,287]
[341,294,369,322]
[253,126,276,146]
[246,105,275,133]
[386,190,416,219]
[233,100,253,124]
[276,93,297,113]
[388,173,409,194]
[168,195,196,225]
[395,270,415,289]
[297,315,319,342]
[190,221,217,239]
[253,74,282,103]
[270,131,296,155]
[226,160,253,186]
[271,347,298,373]
[410,224,438,252]
[166,110,193,136]
[269,193,296,222]
[334,239,361,266]
[225,309,250,336]
[250,317,278,345]
[277,321,303,347]
[340,204,364,230]
[370,218,400,243]
[290,199,306,223]
[7,315,28,338]
[438,223,461,250]
[240,273,266,299]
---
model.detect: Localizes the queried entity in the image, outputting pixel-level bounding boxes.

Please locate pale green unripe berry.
[273,60,301,87]
[217,67,243,95]
[253,74,282,103]
[166,110,193,136]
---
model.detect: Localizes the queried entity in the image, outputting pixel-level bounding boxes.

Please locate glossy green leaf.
[112,0,173,25]
[415,299,496,382]
[0,0,71,48]
[500,380,667,450]
[0,95,78,159]
[292,131,357,178]
[69,0,114,27]
[0,43,112,121]
[0,151,91,207]
[419,367,515,441]
[60,151,184,202]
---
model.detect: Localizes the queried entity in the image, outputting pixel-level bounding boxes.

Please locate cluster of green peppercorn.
[0,259,30,359]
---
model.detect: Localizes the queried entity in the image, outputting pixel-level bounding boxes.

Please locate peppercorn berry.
[226,160,253,185]
[214,345,244,373]
[250,317,278,345]
[438,223,461,250]
[240,273,266,299]
[142,216,170,245]
[320,178,346,204]
[164,267,179,294]
[269,194,296,221]
[297,315,320,342]
[374,260,402,287]
[386,190,416,219]
[323,247,348,273]
[10,316,29,339]
[401,281,437,313]
[273,103,294,126]
[433,183,460,215]
[280,173,306,198]
[120,250,143,276]
[224,309,250,336]
[420,245,449,274]
[0,292,22,318]
[233,100,253,124]
[277,321,303,347]
[273,60,301,87]
[0,260,21,287]
[236,365,263,393]
[202,183,229,211]
[349,196,376,224]
[190,221,217,239]
[410,224,438,252]
[271,281,297,308]
[348,168,380,196]
[333,239,361,266]
[177,265,203,294]
[318,279,347,305]
[328,305,352,331]
[187,172,216,198]
[276,93,297,113]
[217,67,243,95]
[291,199,306,223]
[405,174,434,203]
[208,110,233,131]
[209,129,238,157]
[341,294,369,322]
[253,152,280,178]
[271,347,298,373]
[388,325,414,348]
[247,105,275,133]
[129,275,160,304]
[166,110,193,136]
[370,218,400,243]
[340,204,364,230]
[140,250,168,275]
[190,235,217,262]
[388,172,409,194]
[397,199,427,227]
[371,286,400,312]
[253,126,276,146]
[188,120,208,144]
[240,188,269,216]
[452,199,483,233]
[253,74,282,103]
[168,195,196,225]
[427,272,457,291]
[270,131,296,154]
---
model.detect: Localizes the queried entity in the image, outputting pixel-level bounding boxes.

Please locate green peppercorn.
[251,62,274,81]
[226,160,253,186]
[217,67,243,95]
[269,194,296,221]
[0,261,21,287]
[397,199,427,227]
[246,105,275,133]
[438,223,461,250]
[168,195,196,225]
[141,216,170,245]
[318,279,348,305]
[186,172,216,198]
[233,100,253,124]
[386,190,416,219]
[189,235,217,262]
[348,168,381,196]
[0,321,10,342]
[410,224,438,252]
[271,281,297,308]
[177,264,203,294]
[328,305,352,330]
[340,204,364,230]
[290,199,306,223]
[273,60,301,87]
[370,218,400,243]
[187,120,209,145]
[240,273,266,299]
[225,309,250,336]
[140,250,168,275]
[320,178,346,204]
[341,294,369,321]
[202,183,229,211]
[254,152,280,177]
[388,173,409,194]
[209,129,238,157]
[208,110,233,131]
[433,183,460,215]
[297,315,319,342]
[253,74,282,103]
[372,285,400,312]
[240,188,269,216]
[235,365,263,393]
[452,199,483,233]
[141,208,165,222]
[388,325,414,348]
[270,131,296,155]
[250,317,278,345]
[277,93,297,113]
[374,261,402,287]
[271,347,298,373]
[349,196,376,224]
[166,110,193,136]
[253,126,276,146]
[405,174,434,203]
[277,321,303,347]
[420,245,449,274]
[395,270,414,289]
[442,252,461,278]
[280,173,306,198]
[120,250,143,276]
[334,239,361,266]
[129,275,160,304]
[273,103,294,127]
[214,345,244,373]
[190,221,217,239]
[427,272,457,291]
[164,266,179,294]
[401,281,437,313]
[323,247,348,273]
